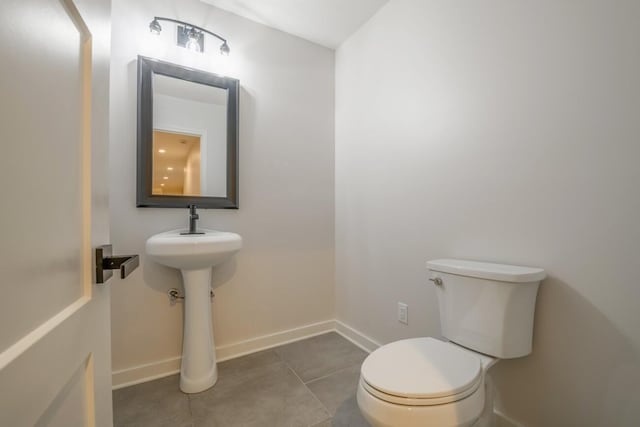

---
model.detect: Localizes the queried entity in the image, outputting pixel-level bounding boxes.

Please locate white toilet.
[357,259,546,427]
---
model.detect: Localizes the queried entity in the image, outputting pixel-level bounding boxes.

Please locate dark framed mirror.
[137,56,239,208]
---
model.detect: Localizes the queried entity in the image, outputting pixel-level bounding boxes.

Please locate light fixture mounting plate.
[177,25,204,52]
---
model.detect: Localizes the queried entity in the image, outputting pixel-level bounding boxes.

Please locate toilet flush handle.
[429,277,443,286]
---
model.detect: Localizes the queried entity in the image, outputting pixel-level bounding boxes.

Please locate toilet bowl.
[357,259,546,427]
[357,338,496,427]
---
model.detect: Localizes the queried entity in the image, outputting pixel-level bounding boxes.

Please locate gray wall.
[335,0,640,425]
[110,0,335,380]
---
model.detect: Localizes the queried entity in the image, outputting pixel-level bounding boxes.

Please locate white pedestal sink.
[146,229,242,393]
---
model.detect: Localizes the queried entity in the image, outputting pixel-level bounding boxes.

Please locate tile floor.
[113,332,372,427]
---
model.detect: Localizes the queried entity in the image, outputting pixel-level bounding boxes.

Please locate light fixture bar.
[149,17,230,55]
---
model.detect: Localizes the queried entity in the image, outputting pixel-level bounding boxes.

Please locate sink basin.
[146,229,242,270]
[145,228,242,393]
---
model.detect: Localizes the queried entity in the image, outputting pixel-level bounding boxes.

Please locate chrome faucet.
[189,205,199,233]
[181,205,204,235]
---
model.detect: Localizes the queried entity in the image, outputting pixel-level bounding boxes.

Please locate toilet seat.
[361,376,481,406]
[360,337,483,406]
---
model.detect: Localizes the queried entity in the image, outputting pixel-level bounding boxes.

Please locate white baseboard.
[215,319,336,361]
[334,320,381,353]
[495,410,525,427]
[112,319,335,389]
[112,356,181,390]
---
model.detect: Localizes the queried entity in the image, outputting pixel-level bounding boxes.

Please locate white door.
[0,0,113,425]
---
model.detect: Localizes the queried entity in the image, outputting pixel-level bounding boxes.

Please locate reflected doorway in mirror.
[152,130,202,196]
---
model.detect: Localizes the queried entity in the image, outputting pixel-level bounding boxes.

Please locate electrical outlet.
[398,302,408,325]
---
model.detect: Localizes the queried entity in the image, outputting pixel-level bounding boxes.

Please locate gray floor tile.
[331,395,370,427]
[117,419,193,427]
[305,364,362,416]
[113,374,191,427]
[306,364,370,427]
[112,335,370,427]
[190,350,330,427]
[207,349,285,393]
[274,333,367,383]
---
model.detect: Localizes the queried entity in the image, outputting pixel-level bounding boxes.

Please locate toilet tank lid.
[426,259,546,283]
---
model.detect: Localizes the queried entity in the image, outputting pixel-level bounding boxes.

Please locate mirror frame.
[136,55,239,208]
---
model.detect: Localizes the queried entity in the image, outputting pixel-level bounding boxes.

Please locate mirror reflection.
[152,74,228,197]
[152,130,201,195]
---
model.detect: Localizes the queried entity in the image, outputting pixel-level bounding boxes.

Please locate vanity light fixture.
[158,149,166,153]
[148,17,231,56]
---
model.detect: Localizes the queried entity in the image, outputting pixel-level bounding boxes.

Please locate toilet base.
[471,374,495,427]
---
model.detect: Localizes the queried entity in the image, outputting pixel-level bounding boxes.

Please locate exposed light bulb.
[186,28,202,53]
[186,39,201,52]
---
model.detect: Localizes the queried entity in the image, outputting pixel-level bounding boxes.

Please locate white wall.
[110,0,334,382]
[183,142,201,195]
[335,0,640,425]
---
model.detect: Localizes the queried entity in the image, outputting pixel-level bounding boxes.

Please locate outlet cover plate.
[398,302,408,325]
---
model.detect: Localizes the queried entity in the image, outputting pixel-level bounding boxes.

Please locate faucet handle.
[188,205,198,218]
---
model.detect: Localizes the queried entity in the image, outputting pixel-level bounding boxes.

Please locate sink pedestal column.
[179,268,217,393]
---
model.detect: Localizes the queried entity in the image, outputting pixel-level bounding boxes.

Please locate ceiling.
[200,0,389,49]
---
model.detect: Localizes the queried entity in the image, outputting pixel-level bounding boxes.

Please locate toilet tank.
[427,259,546,359]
